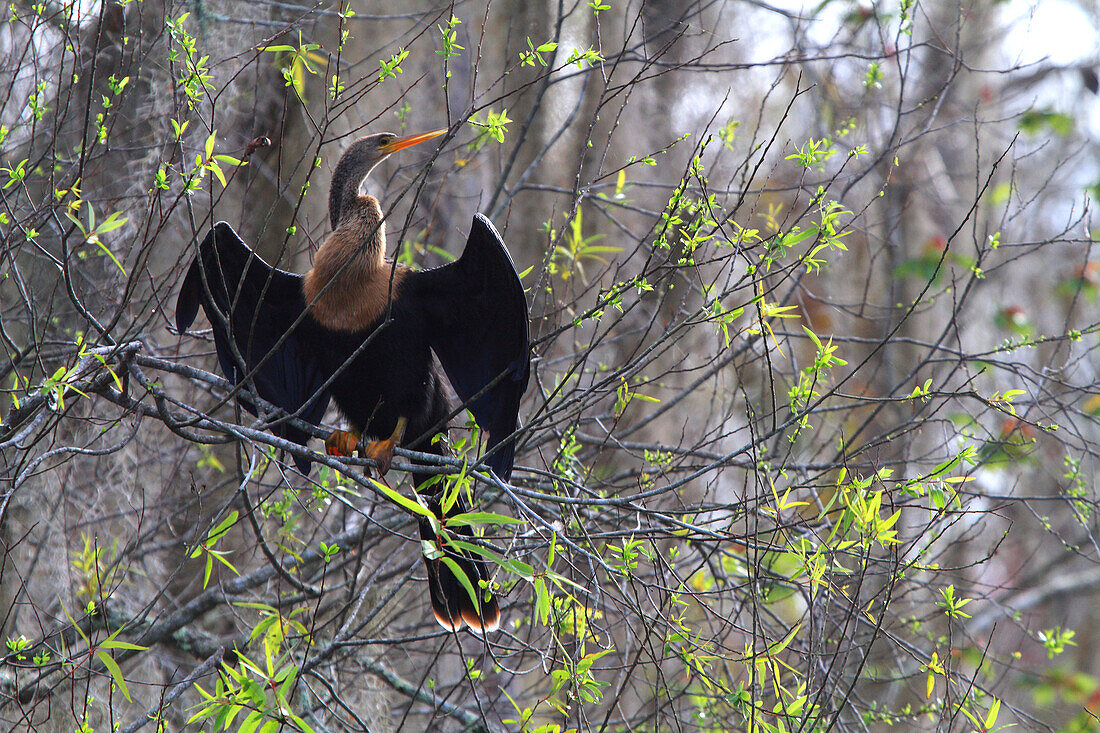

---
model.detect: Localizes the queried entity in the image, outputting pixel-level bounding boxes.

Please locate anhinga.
[175,130,530,633]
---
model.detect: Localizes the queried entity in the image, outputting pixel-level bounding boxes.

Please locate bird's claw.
[361,417,408,475]
[325,430,393,477]
[325,429,359,457]
[325,418,407,476]
[360,438,397,475]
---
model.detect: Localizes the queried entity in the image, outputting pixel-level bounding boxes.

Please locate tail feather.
[420,496,501,633]
[461,596,501,635]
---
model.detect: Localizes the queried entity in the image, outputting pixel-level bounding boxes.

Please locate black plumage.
[174,130,529,632]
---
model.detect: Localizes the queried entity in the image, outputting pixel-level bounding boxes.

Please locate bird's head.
[347,129,448,168]
[330,129,446,229]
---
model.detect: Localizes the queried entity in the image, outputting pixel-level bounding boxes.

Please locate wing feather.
[404,214,530,480]
[175,222,331,470]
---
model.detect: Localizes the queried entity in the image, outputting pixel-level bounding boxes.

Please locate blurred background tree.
[2,0,1100,730]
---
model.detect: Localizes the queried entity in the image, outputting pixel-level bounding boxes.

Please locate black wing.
[175,222,331,471]
[404,214,530,481]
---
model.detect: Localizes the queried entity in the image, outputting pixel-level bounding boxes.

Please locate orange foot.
[325,429,359,457]
[359,417,408,475]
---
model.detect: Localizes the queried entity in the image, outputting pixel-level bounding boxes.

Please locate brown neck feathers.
[303,196,407,332]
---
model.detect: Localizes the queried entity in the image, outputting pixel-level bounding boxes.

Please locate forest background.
[2,0,1100,730]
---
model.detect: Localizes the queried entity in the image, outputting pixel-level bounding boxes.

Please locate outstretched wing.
[403,214,530,481]
[175,222,331,471]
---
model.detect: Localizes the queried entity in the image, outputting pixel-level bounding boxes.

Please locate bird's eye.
[380,136,395,148]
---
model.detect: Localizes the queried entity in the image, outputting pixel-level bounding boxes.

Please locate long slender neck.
[304,195,394,331]
[306,143,401,331]
[328,148,379,231]
[313,194,386,283]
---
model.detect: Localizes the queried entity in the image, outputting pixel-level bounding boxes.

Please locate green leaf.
[440,475,463,515]
[777,227,816,248]
[96,649,132,701]
[287,712,315,733]
[208,549,240,576]
[98,640,147,652]
[208,160,227,188]
[534,577,550,625]
[185,705,216,726]
[985,698,1001,728]
[62,606,91,645]
[64,209,86,233]
[445,538,498,562]
[442,556,480,609]
[239,711,264,733]
[212,705,230,731]
[94,239,127,276]
[96,211,128,234]
[766,623,802,655]
[278,666,298,699]
[370,478,436,520]
[446,511,523,527]
[504,558,535,580]
[209,510,239,541]
[1018,108,1074,137]
[223,704,245,730]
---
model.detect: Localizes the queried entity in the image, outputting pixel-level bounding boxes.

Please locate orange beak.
[383,129,447,154]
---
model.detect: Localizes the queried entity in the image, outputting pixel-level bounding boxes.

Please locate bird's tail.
[419,494,501,634]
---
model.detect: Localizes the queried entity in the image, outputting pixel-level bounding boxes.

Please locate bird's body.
[302,193,446,456]
[175,130,529,633]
